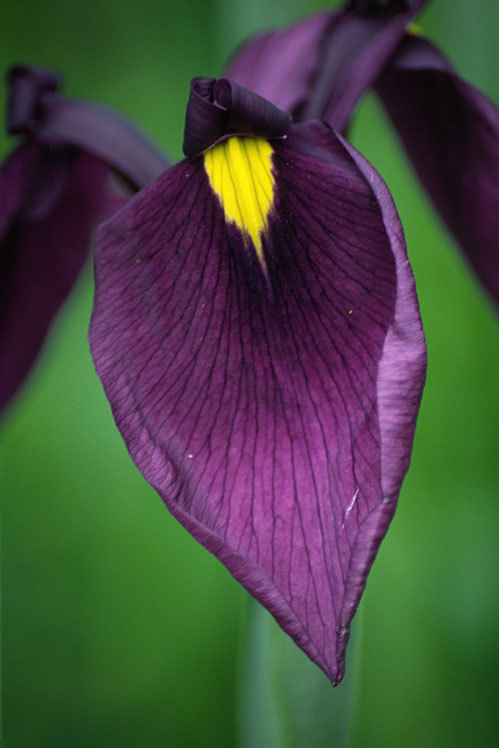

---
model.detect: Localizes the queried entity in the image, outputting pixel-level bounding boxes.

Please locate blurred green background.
[1,1,498,746]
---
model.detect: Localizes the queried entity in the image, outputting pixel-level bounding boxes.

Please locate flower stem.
[236,595,364,748]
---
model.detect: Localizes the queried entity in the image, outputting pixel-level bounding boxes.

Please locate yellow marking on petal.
[407,22,424,37]
[204,137,275,271]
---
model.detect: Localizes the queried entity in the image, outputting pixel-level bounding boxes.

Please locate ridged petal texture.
[90,122,426,684]
[376,34,499,306]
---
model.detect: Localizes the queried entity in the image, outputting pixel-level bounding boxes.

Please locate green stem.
[236,596,364,748]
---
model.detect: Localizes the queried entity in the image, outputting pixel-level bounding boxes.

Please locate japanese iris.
[89,76,426,684]
[9,0,496,687]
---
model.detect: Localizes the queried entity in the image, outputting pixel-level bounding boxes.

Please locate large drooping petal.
[0,142,111,412]
[224,0,429,130]
[90,122,426,684]
[376,34,499,306]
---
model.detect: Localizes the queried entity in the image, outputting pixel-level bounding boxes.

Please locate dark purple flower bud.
[0,65,170,415]
[90,82,426,684]
[6,65,61,135]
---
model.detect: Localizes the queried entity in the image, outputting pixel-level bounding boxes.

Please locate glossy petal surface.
[90,122,426,684]
[377,34,499,304]
[0,143,111,413]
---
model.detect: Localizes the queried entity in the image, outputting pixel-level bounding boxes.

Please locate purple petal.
[90,122,426,684]
[37,98,170,188]
[376,34,499,305]
[0,143,113,414]
[300,0,429,130]
[224,1,429,129]
[223,12,337,114]
[8,65,170,187]
[7,65,61,134]
[1,63,170,415]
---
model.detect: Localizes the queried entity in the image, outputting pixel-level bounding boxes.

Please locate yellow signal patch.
[407,22,424,36]
[204,137,275,270]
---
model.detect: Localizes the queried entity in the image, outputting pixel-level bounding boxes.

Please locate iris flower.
[0,65,168,413]
[5,0,496,687]
[89,32,427,685]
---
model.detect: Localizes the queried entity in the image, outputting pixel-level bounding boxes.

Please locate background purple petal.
[0,143,113,413]
[337,136,427,635]
[7,65,170,188]
[90,122,426,684]
[36,97,170,188]
[223,11,337,114]
[224,1,428,130]
[376,34,499,306]
[300,0,428,130]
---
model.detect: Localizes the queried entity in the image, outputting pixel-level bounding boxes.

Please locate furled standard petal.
[90,122,426,684]
[0,142,111,412]
[183,77,291,157]
[376,34,499,305]
[301,0,428,131]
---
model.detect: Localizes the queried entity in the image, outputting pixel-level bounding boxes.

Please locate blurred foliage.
[1,1,498,747]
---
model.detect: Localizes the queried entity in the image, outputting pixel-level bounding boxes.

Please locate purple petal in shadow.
[300,0,429,130]
[377,34,499,306]
[0,143,114,414]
